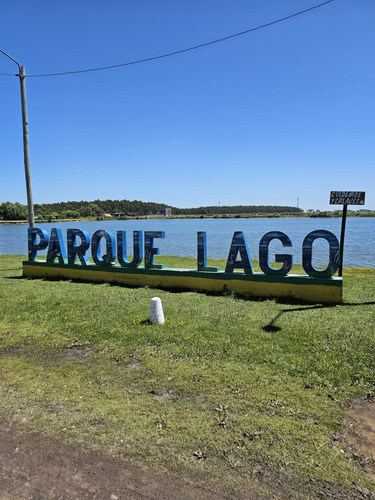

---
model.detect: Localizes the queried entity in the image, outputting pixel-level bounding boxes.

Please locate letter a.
[225,231,253,274]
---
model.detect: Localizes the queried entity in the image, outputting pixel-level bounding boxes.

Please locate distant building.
[160,208,172,217]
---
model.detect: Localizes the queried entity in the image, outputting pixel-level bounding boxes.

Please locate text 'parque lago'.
[28,227,340,279]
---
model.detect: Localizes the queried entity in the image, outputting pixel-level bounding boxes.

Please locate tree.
[0,201,28,221]
[64,210,80,219]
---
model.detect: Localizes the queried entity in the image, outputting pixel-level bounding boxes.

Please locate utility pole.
[0,49,35,227]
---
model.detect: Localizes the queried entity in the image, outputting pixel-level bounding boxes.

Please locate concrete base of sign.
[23,261,343,304]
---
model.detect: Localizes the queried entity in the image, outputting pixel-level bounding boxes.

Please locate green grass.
[0,254,374,497]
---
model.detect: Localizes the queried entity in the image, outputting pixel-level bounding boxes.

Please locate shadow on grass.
[263,301,375,332]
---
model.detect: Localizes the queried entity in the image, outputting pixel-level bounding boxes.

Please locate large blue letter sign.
[197,232,219,272]
[27,226,342,282]
[225,231,253,274]
[67,229,90,265]
[144,231,165,269]
[259,231,293,276]
[302,230,340,278]
[47,228,67,264]
[117,231,143,268]
[91,230,116,266]
[28,228,49,261]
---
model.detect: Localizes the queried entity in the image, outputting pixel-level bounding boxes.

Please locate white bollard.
[150,297,165,325]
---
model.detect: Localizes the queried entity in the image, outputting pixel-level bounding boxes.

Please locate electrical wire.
[0,0,334,78]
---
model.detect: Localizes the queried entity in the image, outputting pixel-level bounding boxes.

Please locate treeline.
[2,199,375,221]
[0,199,303,221]
[172,205,302,215]
[34,199,169,219]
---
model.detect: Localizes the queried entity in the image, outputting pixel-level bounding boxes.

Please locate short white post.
[150,297,165,325]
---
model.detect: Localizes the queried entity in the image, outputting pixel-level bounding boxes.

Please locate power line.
[1,0,334,78]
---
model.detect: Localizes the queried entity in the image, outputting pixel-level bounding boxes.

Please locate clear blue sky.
[0,0,374,211]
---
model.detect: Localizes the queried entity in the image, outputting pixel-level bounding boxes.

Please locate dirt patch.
[151,388,175,402]
[3,345,27,357]
[59,348,94,359]
[1,408,375,499]
[344,400,375,480]
[347,401,375,461]
[124,361,142,371]
[252,465,374,500]
[0,422,229,500]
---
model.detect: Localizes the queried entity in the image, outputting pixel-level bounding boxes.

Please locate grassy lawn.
[0,254,374,497]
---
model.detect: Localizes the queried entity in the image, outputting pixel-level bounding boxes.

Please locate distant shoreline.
[1,211,375,225]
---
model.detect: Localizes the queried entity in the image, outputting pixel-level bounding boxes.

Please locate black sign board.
[329,191,365,205]
[329,191,366,277]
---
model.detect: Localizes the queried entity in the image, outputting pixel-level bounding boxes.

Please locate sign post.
[0,49,35,227]
[329,191,365,276]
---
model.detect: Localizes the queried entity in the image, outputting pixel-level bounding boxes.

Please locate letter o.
[302,230,339,278]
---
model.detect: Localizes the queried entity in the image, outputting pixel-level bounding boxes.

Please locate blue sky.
[0,0,374,211]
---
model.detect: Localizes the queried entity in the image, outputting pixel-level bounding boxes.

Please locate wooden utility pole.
[0,49,35,227]
[19,66,35,227]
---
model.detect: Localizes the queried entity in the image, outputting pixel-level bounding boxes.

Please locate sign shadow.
[263,301,375,333]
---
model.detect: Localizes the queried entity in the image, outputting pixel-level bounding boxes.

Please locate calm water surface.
[1,217,374,269]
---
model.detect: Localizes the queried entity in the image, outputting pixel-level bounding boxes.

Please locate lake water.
[0,217,374,269]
